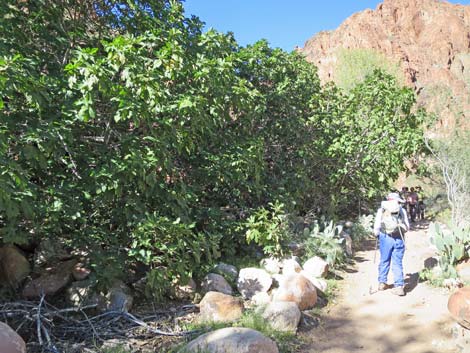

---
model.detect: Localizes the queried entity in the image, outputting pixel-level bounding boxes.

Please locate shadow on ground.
[300,308,448,353]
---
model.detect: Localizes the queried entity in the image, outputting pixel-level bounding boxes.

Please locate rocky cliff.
[299,0,470,131]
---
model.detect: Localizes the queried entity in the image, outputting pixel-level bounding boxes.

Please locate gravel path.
[302,222,460,353]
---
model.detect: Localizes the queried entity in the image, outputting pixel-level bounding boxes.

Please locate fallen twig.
[0,298,199,352]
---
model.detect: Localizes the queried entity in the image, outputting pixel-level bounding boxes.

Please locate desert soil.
[302,222,460,353]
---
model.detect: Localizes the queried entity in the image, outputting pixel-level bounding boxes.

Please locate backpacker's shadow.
[404,272,419,293]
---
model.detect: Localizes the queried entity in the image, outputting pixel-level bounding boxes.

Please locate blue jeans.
[378,232,405,286]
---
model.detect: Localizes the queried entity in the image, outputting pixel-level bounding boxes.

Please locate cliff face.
[299,0,470,131]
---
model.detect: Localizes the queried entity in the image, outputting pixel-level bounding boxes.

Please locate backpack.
[380,200,406,235]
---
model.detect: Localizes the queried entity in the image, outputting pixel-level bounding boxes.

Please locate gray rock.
[303,256,329,278]
[262,301,301,332]
[281,258,302,275]
[237,268,272,299]
[213,263,238,283]
[251,291,271,306]
[0,321,26,353]
[182,327,279,353]
[201,273,233,295]
[199,291,244,323]
[261,257,282,274]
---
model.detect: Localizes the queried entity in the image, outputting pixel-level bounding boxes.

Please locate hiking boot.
[392,286,405,296]
[378,283,387,291]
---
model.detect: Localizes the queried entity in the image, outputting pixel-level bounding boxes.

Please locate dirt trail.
[302,222,460,353]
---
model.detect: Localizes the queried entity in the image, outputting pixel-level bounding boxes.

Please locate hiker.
[373,192,410,296]
[407,187,419,222]
[416,186,425,220]
[400,186,409,217]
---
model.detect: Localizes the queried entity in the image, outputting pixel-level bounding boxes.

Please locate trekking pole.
[369,234,379,295]
[373,233,378,264]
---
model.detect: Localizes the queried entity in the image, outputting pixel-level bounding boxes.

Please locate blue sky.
[183,0,470,51]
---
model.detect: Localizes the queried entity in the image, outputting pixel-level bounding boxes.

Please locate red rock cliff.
[299,0,470,130]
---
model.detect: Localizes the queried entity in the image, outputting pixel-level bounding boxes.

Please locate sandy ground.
[302,222,461,353]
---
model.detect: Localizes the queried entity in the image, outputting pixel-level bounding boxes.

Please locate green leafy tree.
[0,0,425,295]
[309,70,424,214]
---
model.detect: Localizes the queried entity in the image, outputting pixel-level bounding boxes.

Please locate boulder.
[201,273,232,295]
[300,270,328,293]
[199,291,244,323]
[182,327,279,353]
[0,322,26,353]
[303,256,329,278]
[448,287,470,329]
[262,301,301,332]
[237,268,272,299]
[251,291,271,306]
[22,259,77,298]
[261,258,282,274]
[0,245,30,287]
[273,273,317,310]
[107,282,133,312]
[457,260,470,282]
[281,258,302,275]
[213,263,238,283]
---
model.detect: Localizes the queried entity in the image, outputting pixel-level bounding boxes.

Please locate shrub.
[350,214,375,244]
[129,214,221,299]
[303,220,345,267]
[244,201,292,257]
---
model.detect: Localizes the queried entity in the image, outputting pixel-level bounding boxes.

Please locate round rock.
[199,291,244,323]
[182,327,279,353]
[201,273,233,295]
[273,273,317,310]
[281,258,302,275]
[261,258,282,274]
[237,268,272,299]
[448,286,470,329]
[303,256,329,278]
[213,263,238,283]
[262,301,301,332]
[0,322,26,353]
